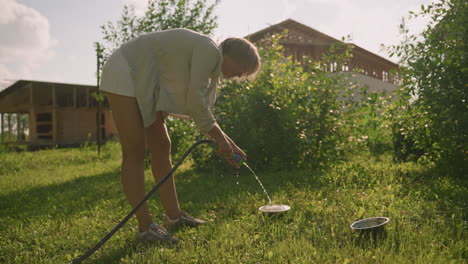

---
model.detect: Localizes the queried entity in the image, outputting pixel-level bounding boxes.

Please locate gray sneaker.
[164,210,207,231]
[136,222,178,245]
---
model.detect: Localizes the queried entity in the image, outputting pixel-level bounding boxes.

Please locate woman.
[100,28,261,244]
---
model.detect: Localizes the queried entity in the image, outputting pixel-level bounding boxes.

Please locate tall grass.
[0,142,466,263]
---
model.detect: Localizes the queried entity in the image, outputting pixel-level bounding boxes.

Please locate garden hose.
[72,139,215,264]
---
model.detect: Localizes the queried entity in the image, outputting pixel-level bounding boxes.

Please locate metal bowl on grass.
[259,204,291,216]
[351,217,390,237]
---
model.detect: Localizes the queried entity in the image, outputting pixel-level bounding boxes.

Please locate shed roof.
[0,80,97,113]
[246,19,398,69]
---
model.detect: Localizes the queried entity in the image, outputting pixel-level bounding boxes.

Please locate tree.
[388,0,467,171]
[99,0,219,59]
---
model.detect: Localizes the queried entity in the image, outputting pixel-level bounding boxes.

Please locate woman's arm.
[207,123,242,168]
[186,39,220,133]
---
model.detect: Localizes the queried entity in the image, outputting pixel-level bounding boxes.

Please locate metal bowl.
[259,204,291,214]
[351,217,389,230]
[351,217,390,243]
[351,216,390,239]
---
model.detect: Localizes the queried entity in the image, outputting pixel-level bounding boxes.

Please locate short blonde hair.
[221,37,261,80]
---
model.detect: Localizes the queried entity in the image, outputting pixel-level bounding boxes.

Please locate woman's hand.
[228,138,247,161]
[223,133,247,168]
[207,123,239,168]
[215,136,240,168]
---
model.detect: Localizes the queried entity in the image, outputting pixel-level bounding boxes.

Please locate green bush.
[189,35,357,170]
[168,34,399,171]
[343,89,395,156]
[386,0,467,172]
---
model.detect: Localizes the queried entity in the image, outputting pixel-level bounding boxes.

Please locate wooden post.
[96,42,102,156]
[20,113,24,142]
[52,84,57,146]
[7,114,11,142]
[29,83,35,143]
[16,113,20,142]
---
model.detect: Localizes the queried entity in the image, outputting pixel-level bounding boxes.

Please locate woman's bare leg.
[106,92,153,232]
[145,112,180,220]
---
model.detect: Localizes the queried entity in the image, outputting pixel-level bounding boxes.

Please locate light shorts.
[100,49,135,97]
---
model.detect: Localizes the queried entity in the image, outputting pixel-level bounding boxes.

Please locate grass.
[0,141,466,263]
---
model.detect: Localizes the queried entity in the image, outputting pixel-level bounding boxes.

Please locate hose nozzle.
[234,153,244,167]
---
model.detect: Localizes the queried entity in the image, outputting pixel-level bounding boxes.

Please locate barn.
[247,19,399,93]
[0,80,117,148]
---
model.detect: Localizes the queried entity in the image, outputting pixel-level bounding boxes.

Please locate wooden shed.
[247,19,400,92]
[0,80,117,148]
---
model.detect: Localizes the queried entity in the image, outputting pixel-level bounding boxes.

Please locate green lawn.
[0,142,466,263]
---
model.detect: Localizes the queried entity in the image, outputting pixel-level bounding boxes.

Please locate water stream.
[243,162,272,204]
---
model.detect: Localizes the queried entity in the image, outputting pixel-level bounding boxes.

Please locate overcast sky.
[0,0,434,89]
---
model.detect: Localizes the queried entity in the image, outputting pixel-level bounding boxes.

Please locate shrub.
[343,89,395,156]
[170,34,398,171]
[191,34,356,170]
[386,0,467,172]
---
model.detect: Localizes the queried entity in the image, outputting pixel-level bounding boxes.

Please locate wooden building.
[247,19,399,93]
[0,80,117,148]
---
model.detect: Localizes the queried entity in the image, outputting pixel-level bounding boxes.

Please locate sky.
[0,0,435,89]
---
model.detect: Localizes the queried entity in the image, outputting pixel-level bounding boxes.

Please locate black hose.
[72,139,215,264]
